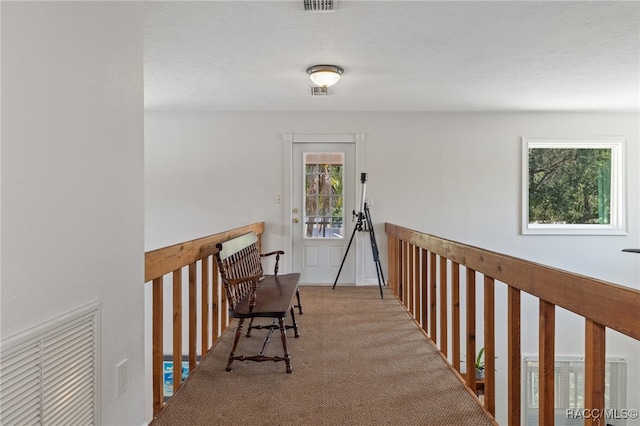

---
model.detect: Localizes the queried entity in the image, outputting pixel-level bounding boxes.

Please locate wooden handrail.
[145,223,265,282]
[386,222,640,425]
[145,222,265,417]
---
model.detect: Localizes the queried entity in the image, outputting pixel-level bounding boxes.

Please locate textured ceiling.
[144,1,640,112]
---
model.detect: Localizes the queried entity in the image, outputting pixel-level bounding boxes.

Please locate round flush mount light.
[306,65,344,87]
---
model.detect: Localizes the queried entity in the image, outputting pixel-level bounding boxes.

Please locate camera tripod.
[332,173,385,299]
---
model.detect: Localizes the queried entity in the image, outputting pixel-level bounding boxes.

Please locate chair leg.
[226,318,245,372]
[278,317,292,374]
[295,289,303,315]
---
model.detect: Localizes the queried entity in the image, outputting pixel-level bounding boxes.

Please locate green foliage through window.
[304,153,344,238]
[522,137,626,236]
[529,148,611,225]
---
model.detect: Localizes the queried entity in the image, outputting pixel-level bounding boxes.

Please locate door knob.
[293,218,300,223]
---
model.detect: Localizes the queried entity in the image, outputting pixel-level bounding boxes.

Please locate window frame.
[521,136,627,236]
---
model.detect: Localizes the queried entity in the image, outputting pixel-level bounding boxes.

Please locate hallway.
[151,286,495,426]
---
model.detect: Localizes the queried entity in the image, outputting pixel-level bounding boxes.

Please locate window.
[303,152,345,239]
[523,356,628,425]
[522,137,626,235]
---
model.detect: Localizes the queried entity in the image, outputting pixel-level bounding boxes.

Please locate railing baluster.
[395,239,400,301]
[508,286,521,426]
[413,245,420,323]
[429,251,437,341]
[585,319,605,426]
[404,242,413,311]
[201,256,210,355]
[421,248,428,334]
[188,263,197,370]
[397,240,403,305]
[152,277,164,416]
[484,276,495,416]
[396,241,400,304]
[451,261,460,372]
[395,237,401,297]
[387,236,396,295]
[466,267,477,391]
[172,269,183,393]
[212,259,220,341]
[440,256,448,357]
[539,300,555,426]
[408,242,415,317]
[404,241,410,310]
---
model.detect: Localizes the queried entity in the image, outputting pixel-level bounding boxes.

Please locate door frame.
[283,133,366,284]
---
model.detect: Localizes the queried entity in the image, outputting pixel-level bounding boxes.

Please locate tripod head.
[359,173,368,214]
[352,172,369,230]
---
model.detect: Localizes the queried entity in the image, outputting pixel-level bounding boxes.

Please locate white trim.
[290,133,357,143]
[283,133,366,283]
[521,136,627,236]
[283,134,293,273]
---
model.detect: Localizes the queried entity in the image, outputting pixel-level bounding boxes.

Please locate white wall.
[1,3,145,425]
[146,110,639,424]
[145,111,639,282]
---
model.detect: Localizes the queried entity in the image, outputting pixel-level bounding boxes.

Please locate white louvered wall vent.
[0,302,100,426]
[304,0,337,12]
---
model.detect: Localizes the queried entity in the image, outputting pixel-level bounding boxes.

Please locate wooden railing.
[385,223,640,426]
[144,222,265,417]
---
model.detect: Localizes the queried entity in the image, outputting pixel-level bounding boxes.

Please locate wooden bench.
[215,232,302,374]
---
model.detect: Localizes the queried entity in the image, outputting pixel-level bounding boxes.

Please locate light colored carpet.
[151,286,496,426]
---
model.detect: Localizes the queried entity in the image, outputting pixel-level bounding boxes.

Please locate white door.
[292,142,356,284]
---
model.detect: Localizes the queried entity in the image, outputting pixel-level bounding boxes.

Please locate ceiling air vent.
[304,0,336,12]
[311,86,328,96]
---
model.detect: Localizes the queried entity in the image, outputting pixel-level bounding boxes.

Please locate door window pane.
[304,152,344,239]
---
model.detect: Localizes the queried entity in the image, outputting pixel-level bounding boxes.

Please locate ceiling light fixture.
[306,65,344,87]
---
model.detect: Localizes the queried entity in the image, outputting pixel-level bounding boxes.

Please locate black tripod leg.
[333,223,358,290]
[375,261,385,299]
[365,205,385,299]
[370,227,385,299]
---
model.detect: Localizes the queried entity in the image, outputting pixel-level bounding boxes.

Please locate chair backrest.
[215,232,264,310]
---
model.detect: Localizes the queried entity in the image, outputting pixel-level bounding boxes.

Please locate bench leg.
[246,317,255,338]
[278,317,292,374]
[295,289,303,315]
[289,307,300,338]
[226,318,245,372]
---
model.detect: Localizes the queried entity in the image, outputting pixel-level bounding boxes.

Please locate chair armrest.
[261,250,285,276]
